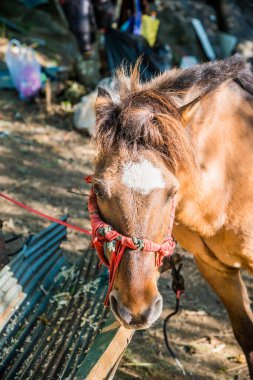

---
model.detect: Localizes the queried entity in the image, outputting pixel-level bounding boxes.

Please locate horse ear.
[179,96,201,124]
[95,87,112,120]
[97,87,112,102]
[145,55,246,107]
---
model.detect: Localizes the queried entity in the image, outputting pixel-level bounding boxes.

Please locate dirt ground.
[0,90,252,380]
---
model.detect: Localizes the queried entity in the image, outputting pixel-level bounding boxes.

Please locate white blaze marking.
[122,159,165,195]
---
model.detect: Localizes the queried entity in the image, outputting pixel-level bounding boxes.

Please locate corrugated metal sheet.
[0,218,110,379]
[0,216,68,331]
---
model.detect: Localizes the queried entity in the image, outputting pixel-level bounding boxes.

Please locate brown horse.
[92,55,253,377]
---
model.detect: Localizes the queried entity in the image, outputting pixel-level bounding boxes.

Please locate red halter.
[85,176,176,306]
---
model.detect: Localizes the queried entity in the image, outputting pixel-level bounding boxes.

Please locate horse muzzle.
[109,289,163,329]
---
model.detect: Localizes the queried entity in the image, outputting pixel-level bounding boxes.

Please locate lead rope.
[163,256,186,376]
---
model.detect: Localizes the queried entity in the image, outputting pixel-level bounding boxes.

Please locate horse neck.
[175,83,236,235]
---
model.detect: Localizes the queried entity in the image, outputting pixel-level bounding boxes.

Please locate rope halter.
[85,176,176,306]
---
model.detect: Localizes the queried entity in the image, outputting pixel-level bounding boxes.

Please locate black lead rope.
[163,258,186,375]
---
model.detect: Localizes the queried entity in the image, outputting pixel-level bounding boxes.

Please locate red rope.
[0,192,92,235]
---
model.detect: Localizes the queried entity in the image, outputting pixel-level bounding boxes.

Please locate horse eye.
[93,184,103,198]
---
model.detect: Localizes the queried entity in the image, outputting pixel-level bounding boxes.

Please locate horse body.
[176,79,253,270]
[93,56,253,377]
[173,77,253,376]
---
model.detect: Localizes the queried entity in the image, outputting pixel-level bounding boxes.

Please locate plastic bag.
[141,15,160,47]
[5,39,42,99]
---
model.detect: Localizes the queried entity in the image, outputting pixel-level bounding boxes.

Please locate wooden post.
[45,79,52,113]
[0,220,9,269]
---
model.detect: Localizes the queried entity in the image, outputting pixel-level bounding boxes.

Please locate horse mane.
[95,55,249,172]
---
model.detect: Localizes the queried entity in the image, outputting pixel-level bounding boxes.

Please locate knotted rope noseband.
[85,176,176,306]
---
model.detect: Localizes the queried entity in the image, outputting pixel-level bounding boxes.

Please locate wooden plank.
[106,350,126,380]
[76,314,134,380]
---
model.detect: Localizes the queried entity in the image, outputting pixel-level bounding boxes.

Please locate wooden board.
[76,314,134,380]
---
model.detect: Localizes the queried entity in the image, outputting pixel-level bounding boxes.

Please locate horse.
[91,55,253,377]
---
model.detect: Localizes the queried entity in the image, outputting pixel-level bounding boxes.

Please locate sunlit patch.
[0,265,26,330]
[121,159,165,195]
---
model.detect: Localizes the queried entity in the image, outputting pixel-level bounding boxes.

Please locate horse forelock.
[95,76,195,172]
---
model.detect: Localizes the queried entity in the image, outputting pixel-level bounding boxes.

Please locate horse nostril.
[154,295,163,312]
[110,292,132,325]
[110,293,118,313]
[110,293,121,320]
[144,295,163,324]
